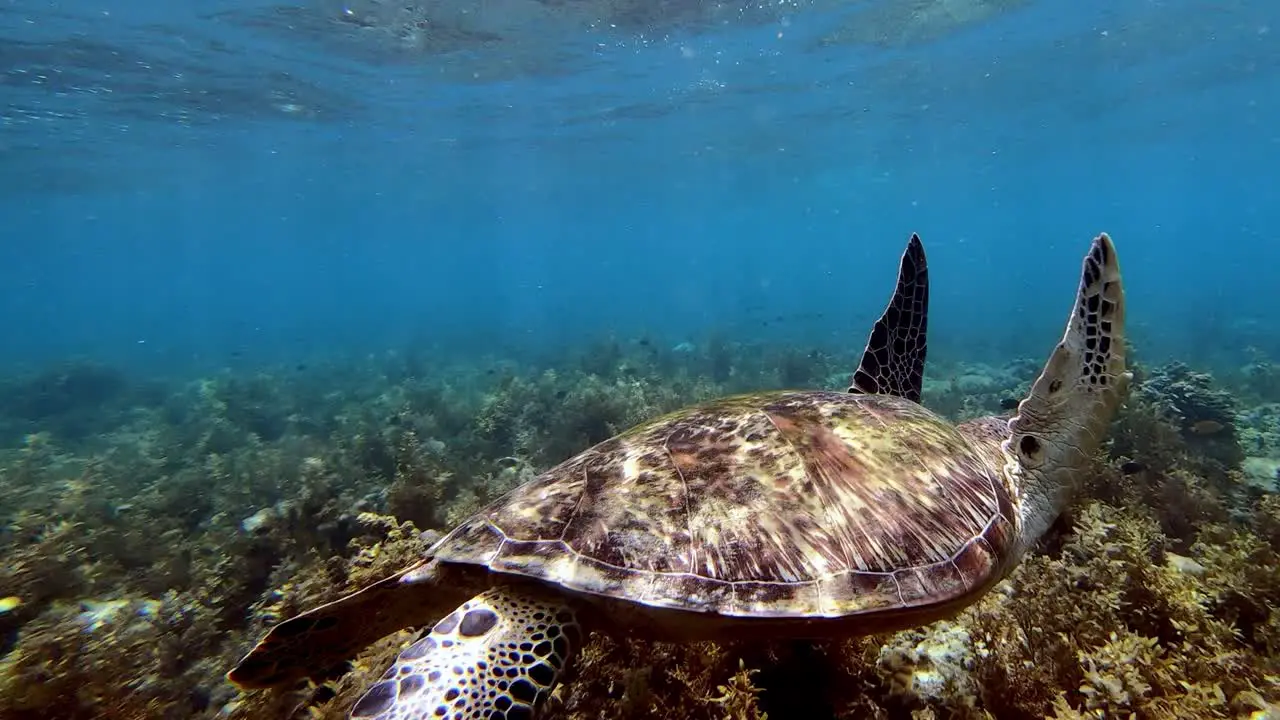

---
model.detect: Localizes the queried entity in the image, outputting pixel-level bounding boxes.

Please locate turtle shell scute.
[430,390,1017,618]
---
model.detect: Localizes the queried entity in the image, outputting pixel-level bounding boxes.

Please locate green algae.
[0,340,1276,719]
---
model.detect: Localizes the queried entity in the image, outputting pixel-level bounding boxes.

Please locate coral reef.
[0,342,1276,719]
[1127,361,1246,487]
[0,361,154,445]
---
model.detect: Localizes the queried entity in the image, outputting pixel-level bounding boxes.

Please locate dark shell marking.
[433,390,1016,619]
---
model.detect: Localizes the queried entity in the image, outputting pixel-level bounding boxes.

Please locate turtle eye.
[1018,435,1044,466]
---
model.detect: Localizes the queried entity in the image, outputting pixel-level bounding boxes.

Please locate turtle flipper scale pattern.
[849,233,928,402]
[349,587,581,720]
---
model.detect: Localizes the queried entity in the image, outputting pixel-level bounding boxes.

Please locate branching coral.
[960,501,1280,719]
[1135,362,1246,486]
[0,594,230,719]
[0,346,1276,720]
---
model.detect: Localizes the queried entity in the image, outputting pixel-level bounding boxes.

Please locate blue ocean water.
[1,0,1277,374]
[4,5,1280,718]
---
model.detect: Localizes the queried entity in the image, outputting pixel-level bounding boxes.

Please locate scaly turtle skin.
[228,233,1130,720]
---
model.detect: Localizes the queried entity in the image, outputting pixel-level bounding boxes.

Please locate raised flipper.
[347,586,582,720]
[848,233,929,402]
[228,560,469,689]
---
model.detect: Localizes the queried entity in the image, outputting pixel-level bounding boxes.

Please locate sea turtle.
[229,232,1129,720]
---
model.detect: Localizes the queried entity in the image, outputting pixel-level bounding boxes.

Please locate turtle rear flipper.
[849,233,928,402]
[228,561,463,689]
[348,586,582,720]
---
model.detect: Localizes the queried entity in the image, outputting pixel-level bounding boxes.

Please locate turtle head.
[1003,234,1130,554]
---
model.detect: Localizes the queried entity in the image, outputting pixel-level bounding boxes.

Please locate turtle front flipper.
[849,233,928,402]
[348,586,582,720]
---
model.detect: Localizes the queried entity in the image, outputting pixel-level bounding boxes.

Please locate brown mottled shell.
[431,390,1018,619]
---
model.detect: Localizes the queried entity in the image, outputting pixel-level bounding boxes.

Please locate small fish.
[998,397,1020,411]
[1165,552,1206,576]
[1119,460,1148,475]
[0,596,21,614]
[1189,420,1226,436]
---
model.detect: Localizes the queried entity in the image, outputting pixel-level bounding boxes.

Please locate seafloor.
[1,337,1278,719]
